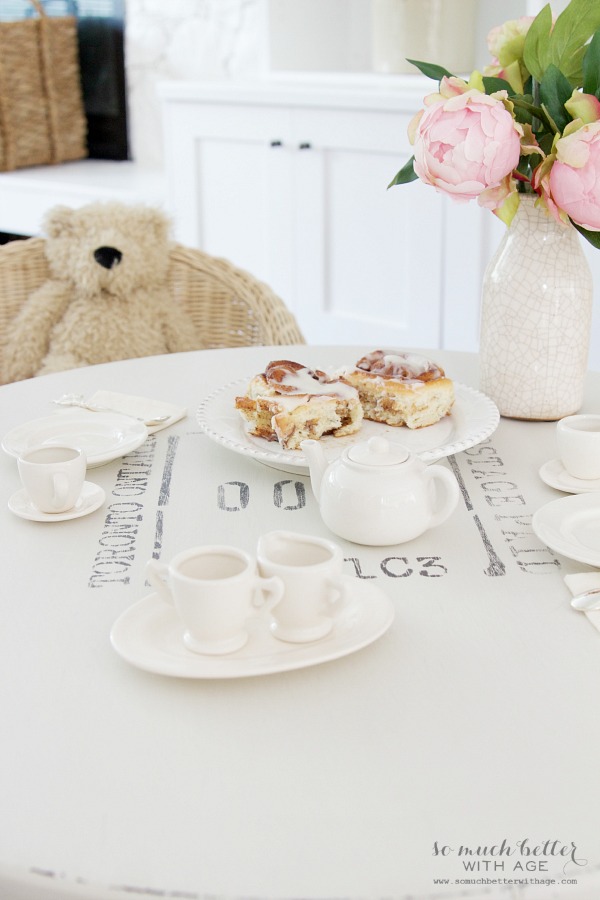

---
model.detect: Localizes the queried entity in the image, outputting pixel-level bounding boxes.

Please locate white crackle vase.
[479,194,593,420]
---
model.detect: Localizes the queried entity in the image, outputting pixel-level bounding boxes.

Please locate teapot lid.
[347,436,410,466]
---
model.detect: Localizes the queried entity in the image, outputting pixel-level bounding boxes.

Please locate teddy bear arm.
[1,281,72,382]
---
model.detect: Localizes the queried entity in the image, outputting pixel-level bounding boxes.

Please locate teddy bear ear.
[142,207,171,241]
[43,205,75,239]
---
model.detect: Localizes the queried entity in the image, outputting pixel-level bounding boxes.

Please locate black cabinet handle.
[299,142,312,150]
[270,140,283,147]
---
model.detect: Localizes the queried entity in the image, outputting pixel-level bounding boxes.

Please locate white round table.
[1,346,599,900]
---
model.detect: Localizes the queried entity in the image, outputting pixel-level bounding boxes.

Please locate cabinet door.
[162,100,296,303]
[291,107,444,347]
[163,95,445,351]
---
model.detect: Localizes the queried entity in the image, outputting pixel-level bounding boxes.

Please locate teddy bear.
[1,201,202,383]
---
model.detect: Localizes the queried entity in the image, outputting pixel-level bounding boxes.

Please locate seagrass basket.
[0,0,87,171]
[0,237,304,383]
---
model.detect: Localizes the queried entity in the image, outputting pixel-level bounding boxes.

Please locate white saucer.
[532,492,600,567]
[539,458,600,494]
[110,578,395,679]
[2,409,147,468]
[8,481,105,522]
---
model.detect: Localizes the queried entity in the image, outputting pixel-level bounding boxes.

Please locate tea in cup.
[257,530,347,643]
[556,414,600,480]
[18,445,87,513]
[146,546,283,655]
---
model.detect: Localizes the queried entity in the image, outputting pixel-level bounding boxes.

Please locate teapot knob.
[367,436,390,454]
[348,436,409,466]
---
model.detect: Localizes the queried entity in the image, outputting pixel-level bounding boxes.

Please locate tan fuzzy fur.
[1,202,202,382]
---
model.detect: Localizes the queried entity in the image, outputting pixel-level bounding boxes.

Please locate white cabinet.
[159,76,600,369]
[159,76,446,347]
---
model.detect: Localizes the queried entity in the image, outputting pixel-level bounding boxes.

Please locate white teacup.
[146,546,283,655]
[556,414,600,480]
[18,445,87,513]
[257,530,347,643]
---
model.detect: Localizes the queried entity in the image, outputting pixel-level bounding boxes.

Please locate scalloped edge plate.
[197,377,499,475]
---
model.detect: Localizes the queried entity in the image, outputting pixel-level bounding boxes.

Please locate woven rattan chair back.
[167,244,304,348]
[0,238,304,383]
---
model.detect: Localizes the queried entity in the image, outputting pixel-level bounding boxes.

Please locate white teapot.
[302,436,459,546]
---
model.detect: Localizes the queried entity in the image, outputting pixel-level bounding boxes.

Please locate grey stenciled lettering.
[496,513,561,572]
[158,435,180,507]
[88,440,157,588]
[89,501,144,587]
[417,557,448,577]
[473,514,506,576]
[152,509,164,560]
[344,556,448,578]
[447,453,506,576]
[344,558,376,579]
[381,557,413,578]
[217,481,250,512]
[273,480,306,510]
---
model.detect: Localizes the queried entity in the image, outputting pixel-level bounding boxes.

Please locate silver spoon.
[570,588,600,611]
[53,393,170,427]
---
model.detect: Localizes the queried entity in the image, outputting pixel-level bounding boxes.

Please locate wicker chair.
[0,237,304,384]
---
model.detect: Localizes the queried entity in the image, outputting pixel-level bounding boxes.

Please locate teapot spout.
[301,439,327,504]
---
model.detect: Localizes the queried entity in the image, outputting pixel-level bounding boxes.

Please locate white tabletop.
[1,346,600,900]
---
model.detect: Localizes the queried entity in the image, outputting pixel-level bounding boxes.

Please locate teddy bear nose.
[94,246,123,269]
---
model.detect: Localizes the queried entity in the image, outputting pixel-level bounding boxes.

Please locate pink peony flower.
[548,122,600,230]
[410,89,522,204]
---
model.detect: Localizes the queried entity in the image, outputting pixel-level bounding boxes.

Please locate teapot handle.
[423,464,460,529]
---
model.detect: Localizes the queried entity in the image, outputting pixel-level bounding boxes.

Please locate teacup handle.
[253,575,284,612]
[323,574,349,612]
[145,559,173,606]
[423,464,459,529]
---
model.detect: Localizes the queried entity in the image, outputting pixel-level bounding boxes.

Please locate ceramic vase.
[479,194,593,420]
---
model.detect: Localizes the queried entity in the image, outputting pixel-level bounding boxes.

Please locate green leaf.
[511,97,534,126]
[523,4,554,81]
[482,76,515,96]
[511,96,550,126]
[547,0,600,84]
[538,132,555,155]
[405,59,454,81]
[574,222,600,248]
[539,64,573,132]
[583,29,600,96]
[554,44,587,88]
[388,157,418,189]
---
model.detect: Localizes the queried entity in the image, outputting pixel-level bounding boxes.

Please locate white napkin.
[88,390,187,434]
[564,572,600,634]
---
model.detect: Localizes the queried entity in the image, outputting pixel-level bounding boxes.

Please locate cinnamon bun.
[340,349,454,428]
[235,360,363,450]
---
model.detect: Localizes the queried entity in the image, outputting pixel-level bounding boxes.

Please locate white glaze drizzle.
[272,366,358,400]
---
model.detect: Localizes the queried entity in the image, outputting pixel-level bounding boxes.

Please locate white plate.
[2,409,148,468]
[532,493,600,567]
[8,481,105,522]
[110,578,395,679]
[197,377,499,475]
[539,458,600,494]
